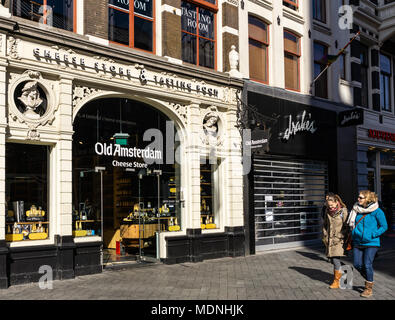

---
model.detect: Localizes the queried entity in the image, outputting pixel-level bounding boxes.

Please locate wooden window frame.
[284,30,301,92]
[181,0,217,70]
[248,15,270,85]
[12,0,76,32]
[283,0,299,10]
[108,1,156,54]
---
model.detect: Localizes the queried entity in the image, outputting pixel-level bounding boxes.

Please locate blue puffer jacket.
[352,206,388,247]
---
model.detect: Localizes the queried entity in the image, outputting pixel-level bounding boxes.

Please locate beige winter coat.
[322,207,349,257]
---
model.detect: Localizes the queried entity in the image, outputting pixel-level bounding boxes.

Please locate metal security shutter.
[253,157,328,251]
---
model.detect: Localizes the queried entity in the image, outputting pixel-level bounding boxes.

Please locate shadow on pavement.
[288,266,332,285]
[295,251,328,262]
[297,237,395,280]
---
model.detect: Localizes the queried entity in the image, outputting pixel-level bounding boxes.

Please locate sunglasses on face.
[358,196,365,200]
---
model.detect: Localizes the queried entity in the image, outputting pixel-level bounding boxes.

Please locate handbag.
[345,214,367,251]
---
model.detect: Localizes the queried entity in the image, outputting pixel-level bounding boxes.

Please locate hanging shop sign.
[338,108,364,127]
[244,128,270,153]
[368,129,395,143]
[247,91,337,157]
[31,47,219,98]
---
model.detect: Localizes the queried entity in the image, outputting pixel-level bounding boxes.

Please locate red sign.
[368,129,395,142]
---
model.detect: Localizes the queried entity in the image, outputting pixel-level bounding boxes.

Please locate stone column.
[185,102,203,262]
[224,106,244,257]
[55,77,75,280]
[0,61,8,288]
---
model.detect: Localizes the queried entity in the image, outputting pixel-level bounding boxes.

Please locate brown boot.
[329,270,342,289]
[360,281,373,298]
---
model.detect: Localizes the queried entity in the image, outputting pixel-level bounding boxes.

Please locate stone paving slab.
[0,243,394,300]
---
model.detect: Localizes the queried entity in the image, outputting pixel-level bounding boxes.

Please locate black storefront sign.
[244,128,270,153]
[338,108,364,127]
[247,92,337,158]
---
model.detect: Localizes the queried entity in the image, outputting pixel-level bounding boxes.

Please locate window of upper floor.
[313,41,328,99]
[284,30,301,91]
[12,0,75,32]
[108,0,155,53]
[283,0,299,11]
[312,0,326,24]
[360,43,369,108]
[248,15,269,84]
[380,53,392,113]
[181,0,217,70]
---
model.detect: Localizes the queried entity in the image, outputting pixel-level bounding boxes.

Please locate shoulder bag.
[345,214,367,251]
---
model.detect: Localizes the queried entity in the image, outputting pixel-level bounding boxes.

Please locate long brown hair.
[326,194,346,208]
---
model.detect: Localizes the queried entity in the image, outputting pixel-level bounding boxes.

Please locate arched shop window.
[12,0,75,32]
[108,0,155,53]
[72,98,181,251]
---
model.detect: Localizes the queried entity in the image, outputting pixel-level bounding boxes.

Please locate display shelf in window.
[200,163,217,229]
[5,204,49,241]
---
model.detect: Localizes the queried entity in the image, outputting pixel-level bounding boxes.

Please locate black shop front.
[243,87,357,253]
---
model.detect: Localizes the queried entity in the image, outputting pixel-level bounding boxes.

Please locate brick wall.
[223,33,238,72]
[85,0,108,39]
[222,2,238,30]
[222,3,239,72]
[162,0,181,59]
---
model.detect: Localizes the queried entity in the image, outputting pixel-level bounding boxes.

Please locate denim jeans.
[353,247,378,282]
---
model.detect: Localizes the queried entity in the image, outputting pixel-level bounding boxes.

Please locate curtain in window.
[284,53,298,90]
[249,39,267,83]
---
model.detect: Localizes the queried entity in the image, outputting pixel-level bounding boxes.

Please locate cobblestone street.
[1,238,394,301]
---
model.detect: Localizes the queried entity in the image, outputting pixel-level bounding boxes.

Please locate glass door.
[73,168,103,239]
[136,168,161,262]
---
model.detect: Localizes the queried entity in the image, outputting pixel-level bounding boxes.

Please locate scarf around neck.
[327,205,342,217]
[346,202,379,227]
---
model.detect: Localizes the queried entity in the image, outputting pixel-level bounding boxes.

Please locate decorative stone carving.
[168,102,187,124]
[8,70,58,132]
[228,45,242,79]
[200,107,224,147]
[17,81,44,119]
[73,85,102,109]
[7,36,20,60]
[27,125,41,140]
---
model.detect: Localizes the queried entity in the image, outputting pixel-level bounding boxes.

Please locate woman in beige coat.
[322,194,349,289]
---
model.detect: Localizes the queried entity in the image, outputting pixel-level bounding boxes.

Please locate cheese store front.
[0,31,244,288]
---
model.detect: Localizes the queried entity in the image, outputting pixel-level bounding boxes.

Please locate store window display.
[200,160,220,229]
[72,98,181,256]
[5,143,49,242]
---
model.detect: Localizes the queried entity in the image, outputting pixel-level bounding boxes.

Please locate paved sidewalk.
[0,240,394,300]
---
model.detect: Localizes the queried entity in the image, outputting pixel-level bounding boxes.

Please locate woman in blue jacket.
[348,190,388,298]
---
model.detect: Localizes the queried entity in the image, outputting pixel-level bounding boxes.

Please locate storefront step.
[103,258,161,271]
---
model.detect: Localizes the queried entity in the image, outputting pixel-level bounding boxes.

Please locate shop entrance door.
[136,168,162,262]
[119,168,162,263]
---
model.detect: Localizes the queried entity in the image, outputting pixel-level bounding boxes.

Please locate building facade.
[351,0,395,233]
[0,0,246,288]
[238,0,362,253]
